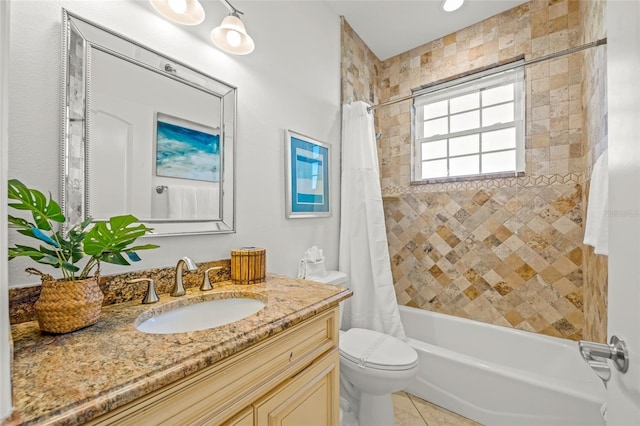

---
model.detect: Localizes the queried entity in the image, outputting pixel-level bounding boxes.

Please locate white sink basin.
[136,298,266,334]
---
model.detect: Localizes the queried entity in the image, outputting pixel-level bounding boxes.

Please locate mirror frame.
[61,9,236,236]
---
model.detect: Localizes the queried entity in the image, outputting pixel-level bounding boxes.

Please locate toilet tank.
[306,270,349,329]
[309,270,348,286]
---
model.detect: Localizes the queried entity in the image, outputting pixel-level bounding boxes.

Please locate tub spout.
[587,360,611,384]
[578,336,629,375]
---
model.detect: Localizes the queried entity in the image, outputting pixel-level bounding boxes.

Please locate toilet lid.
[339,328,418,371]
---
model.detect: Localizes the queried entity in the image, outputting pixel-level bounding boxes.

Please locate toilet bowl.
[308,271,418,426]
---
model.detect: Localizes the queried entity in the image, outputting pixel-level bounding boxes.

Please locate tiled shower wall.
[340,0,609,341]
[340,18,381,106]
[580,0,607,343]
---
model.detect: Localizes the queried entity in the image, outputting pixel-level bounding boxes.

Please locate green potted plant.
[7,179,159,333]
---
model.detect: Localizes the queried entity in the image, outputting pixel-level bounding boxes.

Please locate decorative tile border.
[382,173,584,196]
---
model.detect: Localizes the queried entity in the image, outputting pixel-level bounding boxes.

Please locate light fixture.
[149,0,205,25]
[442,0,464,12]
[211,0,255,55]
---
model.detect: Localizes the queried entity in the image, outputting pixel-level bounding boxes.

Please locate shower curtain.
[339,101,406,341]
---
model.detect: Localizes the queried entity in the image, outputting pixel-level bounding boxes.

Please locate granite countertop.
[5,274,352,426]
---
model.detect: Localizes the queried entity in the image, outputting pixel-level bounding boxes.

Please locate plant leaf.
[31,227,60,248]
[7,179,65,230]
[126,244,160,252]
[8,245,60,267]
[125,251,141,262]
[99,252,130,266]
[83,215,156,265]
[60,262,80,273]
[8,245,45,260]
[8,215,32,229]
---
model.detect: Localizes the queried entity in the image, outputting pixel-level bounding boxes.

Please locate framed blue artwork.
[155,112,220,182]
[285,130,331,218]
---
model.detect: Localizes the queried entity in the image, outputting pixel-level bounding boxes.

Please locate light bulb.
[226,30,242,47]
[168,0,187,14]
[442,0,464,12]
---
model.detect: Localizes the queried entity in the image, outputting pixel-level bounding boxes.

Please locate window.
[412,62,525,181]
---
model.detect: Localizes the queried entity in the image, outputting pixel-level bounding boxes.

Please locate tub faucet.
[171,256,198,297]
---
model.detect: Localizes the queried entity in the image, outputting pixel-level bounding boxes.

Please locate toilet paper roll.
[231,247,266,285]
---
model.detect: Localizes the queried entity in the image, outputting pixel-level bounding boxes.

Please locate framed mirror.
[62,9,236,236]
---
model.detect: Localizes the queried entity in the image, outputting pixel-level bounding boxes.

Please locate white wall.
[7,0,341,288]
[1,0,13,419]
[606,1,640,422]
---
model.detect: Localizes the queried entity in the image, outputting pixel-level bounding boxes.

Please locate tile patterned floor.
[393,392,482,426]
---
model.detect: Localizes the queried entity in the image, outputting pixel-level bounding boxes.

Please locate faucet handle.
[201,267,223,291]
[127,278,159,304]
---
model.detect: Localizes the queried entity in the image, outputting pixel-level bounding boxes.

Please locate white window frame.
[411,61,525,182]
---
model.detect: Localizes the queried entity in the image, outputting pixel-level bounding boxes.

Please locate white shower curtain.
[339,101,406,341]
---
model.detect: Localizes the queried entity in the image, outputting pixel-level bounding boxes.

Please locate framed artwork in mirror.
[285,130,330,218]
[155,113,220,182]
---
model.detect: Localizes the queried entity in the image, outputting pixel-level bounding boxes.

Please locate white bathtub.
[399,305,606,426]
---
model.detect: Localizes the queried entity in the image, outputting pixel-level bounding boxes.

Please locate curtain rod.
[367,38,607,113]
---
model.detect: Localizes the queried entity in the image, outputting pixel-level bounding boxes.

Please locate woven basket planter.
[34,276,104,334]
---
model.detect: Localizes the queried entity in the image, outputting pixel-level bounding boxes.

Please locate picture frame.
[285,130,331,218]
[155,112,220,182]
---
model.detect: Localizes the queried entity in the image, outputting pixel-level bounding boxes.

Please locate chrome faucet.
[171,256,198,297]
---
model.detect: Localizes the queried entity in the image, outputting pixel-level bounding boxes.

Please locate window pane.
[424,117,448,138]
[450,110,479,133]
[449,134,479,156]
[482,102,514,126]
[482,127,516,152]
[450,155,479,177]
[482,150,516,173]
[413,67,524,182]
[483,83,514,106]
[422,159,448,179]
[450,92,479,114]
[422,139,447,160]
[423,100,448,120]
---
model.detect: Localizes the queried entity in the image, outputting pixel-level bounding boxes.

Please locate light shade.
[442,0,464,12]
[149,0,205,25]
[211,14,255,55]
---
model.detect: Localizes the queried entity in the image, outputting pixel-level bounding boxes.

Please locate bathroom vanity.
[6,275,351,425]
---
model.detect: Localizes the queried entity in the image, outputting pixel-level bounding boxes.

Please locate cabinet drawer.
[87,307,338,425]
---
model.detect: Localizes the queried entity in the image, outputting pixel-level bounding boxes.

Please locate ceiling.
[323,0,528,60]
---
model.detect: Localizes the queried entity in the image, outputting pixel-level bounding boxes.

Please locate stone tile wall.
[580,0,608,343]
[385,178,584,339]
[340,18,381,106]
[340,0,609,341]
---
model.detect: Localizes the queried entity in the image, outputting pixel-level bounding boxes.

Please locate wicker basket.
[34,275,104,334]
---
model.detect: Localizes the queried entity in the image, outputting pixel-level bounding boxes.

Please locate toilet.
[309,271,418,426]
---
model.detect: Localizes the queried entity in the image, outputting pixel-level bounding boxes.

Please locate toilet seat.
[339,328,418,371]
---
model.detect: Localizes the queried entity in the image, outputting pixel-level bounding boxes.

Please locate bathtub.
[399,306,606,426]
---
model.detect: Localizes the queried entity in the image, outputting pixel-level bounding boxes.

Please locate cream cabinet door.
[254,349,339,426]
[224,407,254,426]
